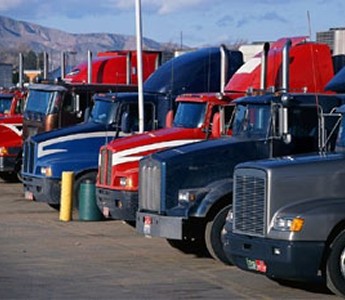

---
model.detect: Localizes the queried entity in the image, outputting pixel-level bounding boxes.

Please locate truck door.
[120,102,156,134]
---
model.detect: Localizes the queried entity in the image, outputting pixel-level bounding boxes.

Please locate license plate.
[102,206,110,218]
[245,258,267,273]
[143,216,152,236]
[24,191,34,201]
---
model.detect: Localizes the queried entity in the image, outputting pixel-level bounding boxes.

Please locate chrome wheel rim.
[341,247,345,278]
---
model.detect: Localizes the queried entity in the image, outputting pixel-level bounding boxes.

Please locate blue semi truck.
[135,39,345,264]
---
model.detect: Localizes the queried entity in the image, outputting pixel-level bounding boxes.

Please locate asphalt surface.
[0,180,340,299]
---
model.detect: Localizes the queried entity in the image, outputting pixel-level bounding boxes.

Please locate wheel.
[205,205,232,264]
[48,203,60,211]
[0,172,18,183]
[15,158,23,183]
[166,238,209,257]
[326,230,345,297]
[73,171,98,209]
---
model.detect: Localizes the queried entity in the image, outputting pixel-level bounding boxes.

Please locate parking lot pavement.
[0,181,337,299]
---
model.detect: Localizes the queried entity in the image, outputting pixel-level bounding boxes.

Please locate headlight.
[40,166,53,177]
[0,147,8,156]
[178,188,209,204]
[116,176,133,188]
[273,216,304,232]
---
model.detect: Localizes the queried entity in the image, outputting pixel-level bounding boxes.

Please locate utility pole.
[135,0,144,133]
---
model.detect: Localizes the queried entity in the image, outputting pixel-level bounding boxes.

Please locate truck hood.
[236,151,345,171]
[31,121,115,144]
[33,121,116,161]
[107,127,205,168]
[0,115,22,124]
[149,137,271,190]
[0,124,22,147]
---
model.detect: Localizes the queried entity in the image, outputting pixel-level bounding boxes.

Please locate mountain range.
[0,15,175,70]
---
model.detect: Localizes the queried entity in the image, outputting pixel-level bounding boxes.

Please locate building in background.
[317,27,345,55]
[317,27,345,73]
[0,63,13,88]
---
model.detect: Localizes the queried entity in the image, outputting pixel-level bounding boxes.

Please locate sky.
[0,0,344,47]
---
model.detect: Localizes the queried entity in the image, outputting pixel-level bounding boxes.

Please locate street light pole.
[135,0,144,133]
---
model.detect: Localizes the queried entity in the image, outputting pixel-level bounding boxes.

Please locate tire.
[73,171,98,209]
[15,159,23,183]
[166,238,209,257]
[0,172,19,183]
[48,203,60,211]
[205,205,232,264]
[326,230,345,297]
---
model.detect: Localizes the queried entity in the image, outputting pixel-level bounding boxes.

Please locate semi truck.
[22,47,244,208]
[0,89,27,182]
[222,70,345,298]
[94,37,321,224]
[64,50,162,84]
[135,39,345,265]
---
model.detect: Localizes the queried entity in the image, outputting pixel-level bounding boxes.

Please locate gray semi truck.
[222,103,345,297]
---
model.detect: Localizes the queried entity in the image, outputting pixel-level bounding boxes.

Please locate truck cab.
[222,97,345,297]
[96,93,235,222]
[21,47,244,209]
[23,82,133,140]
[22,92,162,207]
[135,38,343,264]
[64,50,162,85]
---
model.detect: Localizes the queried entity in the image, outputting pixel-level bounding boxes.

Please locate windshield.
[232,104,271,138]
[173,102,207,128]
[89,100,119,125]
[0,97,12,113]
[25,90,60,114]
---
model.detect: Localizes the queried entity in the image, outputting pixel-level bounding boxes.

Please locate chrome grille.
[99,148,112,186]
[23,140,35,174]
[139,158,161,212]
[233,168,267,237]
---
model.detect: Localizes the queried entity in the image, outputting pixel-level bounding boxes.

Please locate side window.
[120,102,156,133]
[224,105,235,135]
[143,103,155,131]
[62,93,73,112]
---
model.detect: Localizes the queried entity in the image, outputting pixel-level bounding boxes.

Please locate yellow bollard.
[59,171,74,222]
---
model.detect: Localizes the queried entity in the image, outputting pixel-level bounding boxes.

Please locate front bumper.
[223,230,325,283]
[136,212,184,239]
[0,156,16,172]
[23,175,61,204]
[96,188,138,221]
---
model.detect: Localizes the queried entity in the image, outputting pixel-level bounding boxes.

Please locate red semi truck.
[0,89,27,181]
[95,37,333,224]
[64,50,162,84]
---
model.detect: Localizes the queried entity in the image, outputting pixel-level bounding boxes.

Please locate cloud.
[0,0,24,10]
[236,11,287,29]
[216,15,234,27]
[261,12,288,23]
[109,0,221,14]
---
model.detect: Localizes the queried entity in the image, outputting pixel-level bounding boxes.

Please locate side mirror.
[165,110,174,128]
[211,112,221,138]
[74,94,80,113]
[83,107,90,122]
[121,111,131,133]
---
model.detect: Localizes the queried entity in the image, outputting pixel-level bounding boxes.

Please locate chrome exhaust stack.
[220,44,229,94]
[260,42,270,91]
[281,39,292,93]
[87,50,93,84]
